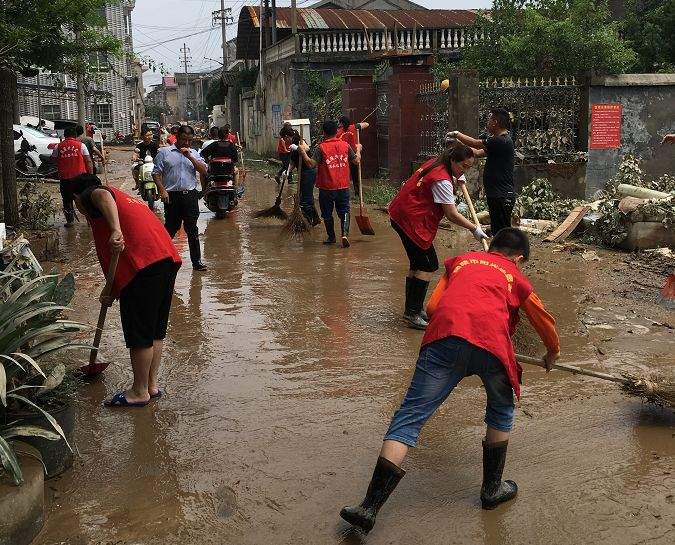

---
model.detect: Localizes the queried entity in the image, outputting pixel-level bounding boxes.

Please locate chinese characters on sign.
[590,103,622,149]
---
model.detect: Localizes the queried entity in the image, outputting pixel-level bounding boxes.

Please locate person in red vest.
[52,126,93,226]
[389,144,488,330]
[340,228,560,532]
[71,174,182,407]
[300,120,361,247]
[337,116,369,194]
[275,124,294,184]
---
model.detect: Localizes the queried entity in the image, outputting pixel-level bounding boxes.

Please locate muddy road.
[36,149,673,545]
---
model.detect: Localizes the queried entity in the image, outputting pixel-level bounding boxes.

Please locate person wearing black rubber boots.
[339,229,560,533]
[449,108,515,235]
[289,133,320,226]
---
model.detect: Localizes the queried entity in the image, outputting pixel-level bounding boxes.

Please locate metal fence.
[479,77,582,161]
[418,81,449,159]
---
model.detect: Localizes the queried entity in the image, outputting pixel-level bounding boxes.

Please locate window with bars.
[89,52,110,73]
[40,104,61,120]
[92,104,113,127]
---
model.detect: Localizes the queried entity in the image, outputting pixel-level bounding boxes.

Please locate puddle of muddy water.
[34,154,674,545]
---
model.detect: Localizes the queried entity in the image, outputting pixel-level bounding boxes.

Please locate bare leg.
[148,339,164,396]
[126,347,153,403]
[380,440,409,468]
[485,426,510,445]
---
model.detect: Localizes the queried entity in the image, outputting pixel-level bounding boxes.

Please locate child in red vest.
[337,116,369,195]
[389,145,488,329]
[275,125,294,184]
[300,120,361,247]
[71,174,182,408]
[52,126,93,226]
[340,228,560,532]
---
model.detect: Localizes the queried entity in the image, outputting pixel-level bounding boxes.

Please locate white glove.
[473,225,488,241]
[289,144,298,151]
[446,130,459,139]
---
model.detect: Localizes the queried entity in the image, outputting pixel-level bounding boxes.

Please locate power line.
[136,27,218,52]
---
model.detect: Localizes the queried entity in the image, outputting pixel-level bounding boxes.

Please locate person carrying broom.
[337,116,369,195]
[389,144,488,330]
[70,174,182,407]
[299,120,361,247]
[288,132,320,226]
[339,228,561,533]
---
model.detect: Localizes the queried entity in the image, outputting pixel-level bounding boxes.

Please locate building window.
[40,104,61,120]
[92,104,113,127]
[89,52,109,73]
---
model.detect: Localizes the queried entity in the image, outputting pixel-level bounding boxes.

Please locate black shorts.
[391,220,439,273]
[119,259,179,349]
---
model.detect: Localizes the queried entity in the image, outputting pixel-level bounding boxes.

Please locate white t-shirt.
[431,174,465,205]
[201,139,216,150]
[51,142,90,158]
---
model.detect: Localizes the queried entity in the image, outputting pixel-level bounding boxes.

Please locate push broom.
[282,146,311,237]
[253,161,290,220]
[518,354,674,407]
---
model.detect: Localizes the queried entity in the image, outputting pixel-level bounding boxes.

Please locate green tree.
[453,0,637,79]
[0,0,120,225]
[622,0,675,73]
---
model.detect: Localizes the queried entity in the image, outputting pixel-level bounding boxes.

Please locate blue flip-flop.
[104,392,149,408]
[150,389,163,399]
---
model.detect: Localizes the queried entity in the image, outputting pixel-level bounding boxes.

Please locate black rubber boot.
[323,218,336,244]
[340,457,405,533]
[404,277,413,315]
[480,440,518,510]
[403,277,429,330]
[341,212,351,248]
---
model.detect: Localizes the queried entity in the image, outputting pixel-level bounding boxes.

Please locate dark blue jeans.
[300,168,317,208]
[385,336,515,447]
[277,153,292,182]
[318,188,350,220]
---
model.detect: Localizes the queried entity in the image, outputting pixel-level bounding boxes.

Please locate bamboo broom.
[282,144,311,238]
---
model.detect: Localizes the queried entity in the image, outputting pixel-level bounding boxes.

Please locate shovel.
[459,183,489,251]
[354,129,375,236]
[79,250,120,377]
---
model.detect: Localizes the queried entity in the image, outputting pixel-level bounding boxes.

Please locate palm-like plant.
[0,271,89,485]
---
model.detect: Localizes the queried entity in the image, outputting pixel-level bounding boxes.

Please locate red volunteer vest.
[56,137,86,180]
[422,252,533,398]
[226,133,237,144]
[89,187,182,299]
[337,125,357,151]
[388,159,451,250]
[316,138,351,191]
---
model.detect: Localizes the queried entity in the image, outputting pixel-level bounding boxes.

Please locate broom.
[282,146,311,237]
[253,161,290,220]
[518,354,675,407]
[236,132,247,182]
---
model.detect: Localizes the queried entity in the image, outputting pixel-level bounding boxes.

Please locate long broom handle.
[356,129,365,213]
[460,184,489,251]
[88,250,120,365]
[517,353,627,385]
[236,132,245,171]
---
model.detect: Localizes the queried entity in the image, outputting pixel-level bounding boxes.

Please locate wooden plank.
[544,205,590,243]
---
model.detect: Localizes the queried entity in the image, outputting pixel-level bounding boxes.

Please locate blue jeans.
[385,337,515,447]
[318,188,350,220]
[300,168,317,208]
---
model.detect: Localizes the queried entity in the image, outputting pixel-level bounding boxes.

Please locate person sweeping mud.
[71,175,182,407]
[289,132,320,226]
[339,228,560,533]
[389,144,488,329]
[300,120,361,247]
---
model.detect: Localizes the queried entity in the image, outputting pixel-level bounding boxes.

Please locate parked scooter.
[15,137,58,179]
[137,153,158,210]
[204,157,240,219]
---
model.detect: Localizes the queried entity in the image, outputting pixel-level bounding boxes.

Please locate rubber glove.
[473,225,488,241]
[289,144,298,151]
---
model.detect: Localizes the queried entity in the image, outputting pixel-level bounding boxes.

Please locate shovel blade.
[79,360,110,377]
[356,214,375,236]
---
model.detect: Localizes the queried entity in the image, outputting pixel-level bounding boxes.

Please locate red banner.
[590,103,622,149]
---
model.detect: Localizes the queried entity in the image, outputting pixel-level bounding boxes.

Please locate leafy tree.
[622,0,675,73]
[0,0,120,225]
[145,104,172,122]
[452,0,637,79]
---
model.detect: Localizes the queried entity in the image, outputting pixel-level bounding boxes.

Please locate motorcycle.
[15,137,58,179]
[204,157,240,219]
[135,153,158,210]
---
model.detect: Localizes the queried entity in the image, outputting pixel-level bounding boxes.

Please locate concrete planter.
[0,443,45,545]
[621,221,675,251]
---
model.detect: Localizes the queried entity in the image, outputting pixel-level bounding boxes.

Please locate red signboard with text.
[590,103,622,149]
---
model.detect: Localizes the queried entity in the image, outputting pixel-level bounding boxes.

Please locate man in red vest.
[300,120,361,247]
[340,228,560,532]
[52,126,93,226]
[71,174,182,408]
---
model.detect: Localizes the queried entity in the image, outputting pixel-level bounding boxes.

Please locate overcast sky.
[133,0,492,90]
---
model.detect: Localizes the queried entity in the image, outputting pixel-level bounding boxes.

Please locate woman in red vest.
[388,144,488,329]
[301,120,361,247]
[340,229,561,532]
[71,175,182,407]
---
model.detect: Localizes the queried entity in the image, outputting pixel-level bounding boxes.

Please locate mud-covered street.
[34,148,673,545]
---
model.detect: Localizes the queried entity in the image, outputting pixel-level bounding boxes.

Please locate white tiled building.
[16,1,144,136]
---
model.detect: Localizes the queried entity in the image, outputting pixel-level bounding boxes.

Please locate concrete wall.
[585,74,675,198]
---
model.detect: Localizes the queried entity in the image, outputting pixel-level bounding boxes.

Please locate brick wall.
[341,75,378,178]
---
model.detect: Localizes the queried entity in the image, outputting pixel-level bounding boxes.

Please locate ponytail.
[419,144,474,179]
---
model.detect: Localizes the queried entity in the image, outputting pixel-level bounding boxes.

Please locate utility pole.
[212,1,234,70]
[180,43,192,121]
[271,0,278,45]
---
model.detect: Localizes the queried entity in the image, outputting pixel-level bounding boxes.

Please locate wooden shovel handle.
[355,129,365,212]
[459,183,489,251]
[517,353,627,385]
[88,251,120,365]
